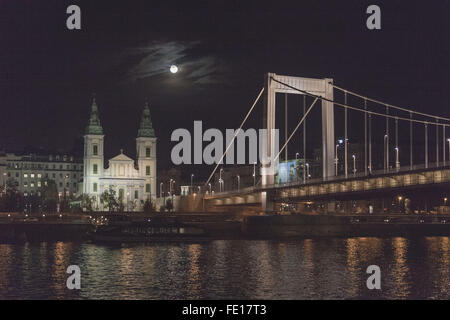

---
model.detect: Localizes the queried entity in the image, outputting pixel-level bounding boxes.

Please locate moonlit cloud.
[120,41,224,85]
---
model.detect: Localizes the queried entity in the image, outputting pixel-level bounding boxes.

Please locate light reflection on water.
[0,237,449,300]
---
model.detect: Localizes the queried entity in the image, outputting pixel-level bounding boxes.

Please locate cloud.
[119,41,224,85]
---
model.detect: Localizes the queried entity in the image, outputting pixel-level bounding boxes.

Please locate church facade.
[82,97,157,211]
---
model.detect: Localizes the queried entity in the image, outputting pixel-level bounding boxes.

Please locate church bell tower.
[83,96,104,204]
[136,101,157,201]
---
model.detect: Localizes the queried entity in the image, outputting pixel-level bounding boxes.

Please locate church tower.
[83,96,104,205]
[136,101,157,201]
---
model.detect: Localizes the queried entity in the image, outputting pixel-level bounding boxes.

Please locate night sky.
[0,0,448,180]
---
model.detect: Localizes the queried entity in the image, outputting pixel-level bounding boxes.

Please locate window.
[59,182,62,187]
[37,181,41,187]
[30,182,34,188]
[24,182,28,188]
[119,189,124,199]
[52,173,56,178]
[93,145,98,155]
[37,173,41,178]
[146,166,150,176]
[23,173,28,178]
[30,173,34,178]
[93,164,98,174]
[134,190,139,199]
[145,184,150,193]
[146,147,151,157]
[15,173,18,178]
[73,183,77,188]
[93,183,97,192]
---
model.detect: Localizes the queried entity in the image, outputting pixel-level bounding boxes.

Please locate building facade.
[82,98,157,211]
[1,152,83,198]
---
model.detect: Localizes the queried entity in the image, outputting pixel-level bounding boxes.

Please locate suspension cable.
[270,77,450,127]
[274,97,319,162]
[331,83,450,123]
[205,87,264,186]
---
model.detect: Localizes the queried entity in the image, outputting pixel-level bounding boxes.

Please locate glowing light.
[170,65,178,73]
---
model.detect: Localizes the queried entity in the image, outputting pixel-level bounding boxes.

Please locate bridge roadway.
[204,164,450,209]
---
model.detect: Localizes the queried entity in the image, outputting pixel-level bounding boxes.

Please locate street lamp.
[190,174,194,194]
[252,162,256,187]
[447,139,450,163]
[236,175,240,191]
[208,183,212,194]
[444,197,448,206]
[395,147,400,171]
[160,182,164,198]
[2,172,6,195]
[306,163,310,180]
[384,135,389,172]
[335,144,339,176]
[352,154,356,175]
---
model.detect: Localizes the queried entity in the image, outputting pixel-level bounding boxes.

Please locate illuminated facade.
[83,98,157,211]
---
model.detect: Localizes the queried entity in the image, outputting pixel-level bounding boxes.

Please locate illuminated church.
[82,97,157,211]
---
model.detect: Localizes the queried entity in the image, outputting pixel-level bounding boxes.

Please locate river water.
[0,237,449,299]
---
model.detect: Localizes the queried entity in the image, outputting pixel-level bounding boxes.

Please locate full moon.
[170,65,178,73]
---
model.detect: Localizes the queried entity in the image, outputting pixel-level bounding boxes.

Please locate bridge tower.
[262,73,334,211]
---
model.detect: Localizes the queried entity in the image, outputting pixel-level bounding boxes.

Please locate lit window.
[30,182,34,187]
[37,173,41,178]
[30,173,34,178]
[23,173,28,178]
[37,181,41,187]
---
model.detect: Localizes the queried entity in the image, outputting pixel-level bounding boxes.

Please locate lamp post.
[444,197,448,206]
[395,147,400,171]
[306,163,310,180]
[208,183,212,194]
[160,182,164,198]
[295,153,300,181]
[335,144,339,176]
[384,135,389,172]
[447,139,450,164]
[190,174,194,194]
[398,196,403,213]
[2,172,6,195]
[352,154,356,175]
[236,175,240,191]
[219,169,224,192]
[252,162,256,187]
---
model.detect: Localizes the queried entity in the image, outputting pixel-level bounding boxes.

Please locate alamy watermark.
[171,121,279,171]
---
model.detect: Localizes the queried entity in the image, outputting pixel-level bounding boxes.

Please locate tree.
[0,178,24,212]
[165,198,174,212]
[80,193,94,212]
[143,197,155,213]
[100,189,119,213]
[40,179,58,212]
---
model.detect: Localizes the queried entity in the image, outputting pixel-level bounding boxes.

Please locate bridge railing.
[206,162,450,198]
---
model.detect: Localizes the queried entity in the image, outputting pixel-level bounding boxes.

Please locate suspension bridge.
[203,73,450,214]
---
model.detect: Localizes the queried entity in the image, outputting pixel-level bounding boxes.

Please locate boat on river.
[91,217,209,243]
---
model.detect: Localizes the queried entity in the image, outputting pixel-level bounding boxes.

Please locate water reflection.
[0,237,448,299]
